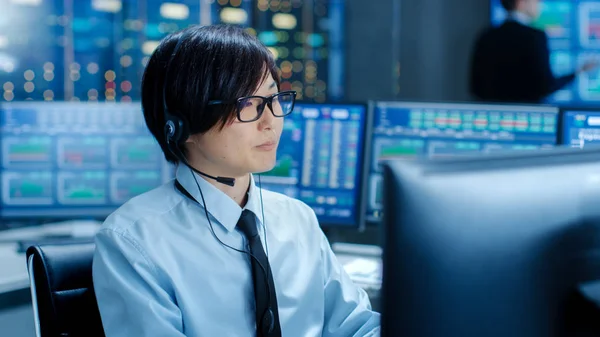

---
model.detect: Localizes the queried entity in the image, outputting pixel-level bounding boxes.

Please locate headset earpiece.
[164,112,190,145]
[162,35,188,152]
[163,110,191,164]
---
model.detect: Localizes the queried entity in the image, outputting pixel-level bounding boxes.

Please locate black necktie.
[236,210,282,337]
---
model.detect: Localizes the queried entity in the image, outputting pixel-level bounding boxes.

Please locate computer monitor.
[0,102,172,219]
[491,0,600,105]
[365,101,559,223]
[561,108,600,147]
[260,102,367,228]
[380,146,600,337]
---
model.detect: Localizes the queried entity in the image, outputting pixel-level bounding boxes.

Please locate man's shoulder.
[497,21,546,38]
[100,180,184,234]
[475,22,546,53]
[257,188,321,231]
[259,188,315,215]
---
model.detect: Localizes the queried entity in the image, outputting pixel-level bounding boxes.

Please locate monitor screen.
[381,146,600,337]
[561,109,600,147]
[490,0,600,105]
[0,102,172,218]
[365,101,559,222]
[260,102,367,228]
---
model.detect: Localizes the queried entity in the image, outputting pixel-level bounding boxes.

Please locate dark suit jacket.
[469,20,575,103]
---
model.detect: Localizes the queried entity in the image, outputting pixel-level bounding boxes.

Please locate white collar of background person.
[508,10,533,25]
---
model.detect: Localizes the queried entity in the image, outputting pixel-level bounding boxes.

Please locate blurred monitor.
[561,108,600,147]
[365,101,559,223]
[491,0,600,105]
[260,102,367,228]
[381,146,600,337]
[0,102,172,219]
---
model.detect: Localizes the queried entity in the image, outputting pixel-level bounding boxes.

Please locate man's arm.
[529,30,575,98]
[92,228,186,337]
[319,230,381,337]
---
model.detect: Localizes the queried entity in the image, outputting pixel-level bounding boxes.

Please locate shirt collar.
[508,10,533,25]
[175,164,264,233]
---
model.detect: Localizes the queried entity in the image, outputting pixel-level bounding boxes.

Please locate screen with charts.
[561,109,600,147]
[491,0,600,105]
[0,102,172,218]
[365,101,559,222]
[260,102,366,227]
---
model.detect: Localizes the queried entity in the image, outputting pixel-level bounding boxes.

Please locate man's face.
[522,0,541,19]
[186,74,284,178]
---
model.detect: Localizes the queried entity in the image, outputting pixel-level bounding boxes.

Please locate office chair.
[26,243,105,337]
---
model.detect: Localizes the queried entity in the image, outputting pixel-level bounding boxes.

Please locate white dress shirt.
[92,163,381,336]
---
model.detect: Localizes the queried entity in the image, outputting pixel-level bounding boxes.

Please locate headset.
[160,32,278,335]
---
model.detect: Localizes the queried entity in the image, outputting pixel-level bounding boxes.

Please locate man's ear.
[184,134,197,145]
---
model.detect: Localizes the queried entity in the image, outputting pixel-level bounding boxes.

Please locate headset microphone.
[164,125,236,187]
[188,165,236,187]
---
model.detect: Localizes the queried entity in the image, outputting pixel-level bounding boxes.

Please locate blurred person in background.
[470,0,598,103]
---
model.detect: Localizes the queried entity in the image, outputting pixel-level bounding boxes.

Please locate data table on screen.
[260,103,367,227]
[561,109,600,147]
[365,101,559,222]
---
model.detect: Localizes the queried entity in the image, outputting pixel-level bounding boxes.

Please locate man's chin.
[252,160,277,175]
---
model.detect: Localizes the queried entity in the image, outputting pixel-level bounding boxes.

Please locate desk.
[0,242,29,296]
[333,242,382,309]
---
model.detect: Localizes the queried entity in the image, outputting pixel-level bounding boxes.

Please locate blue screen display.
[0,102,172,218]
[2,0,343,104]
[366,101,559,222]
[491,0,600,105]
[561,109,600,147]
[260,102,367,227]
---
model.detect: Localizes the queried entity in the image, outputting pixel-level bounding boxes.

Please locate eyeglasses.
[208,90,297,123]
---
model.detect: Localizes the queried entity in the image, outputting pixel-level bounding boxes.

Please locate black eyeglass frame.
[207,90,297,123]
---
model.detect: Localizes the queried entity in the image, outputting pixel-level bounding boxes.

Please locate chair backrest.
[26,243,105,337]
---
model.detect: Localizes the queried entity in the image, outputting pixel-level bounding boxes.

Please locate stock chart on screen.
[491,0,600,105]
[0,102,172,218]
[365,101,559,222]
[561,109,600,147]
[260,102,366,227]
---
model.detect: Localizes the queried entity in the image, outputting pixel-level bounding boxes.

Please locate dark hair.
[141,24,280,163]
[500,0,518,11]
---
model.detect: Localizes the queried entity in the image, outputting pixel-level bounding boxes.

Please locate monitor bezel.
[380,144,600,336]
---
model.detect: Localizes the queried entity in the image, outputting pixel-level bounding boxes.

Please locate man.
[470,0,598,103]
[92,24,380,336]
